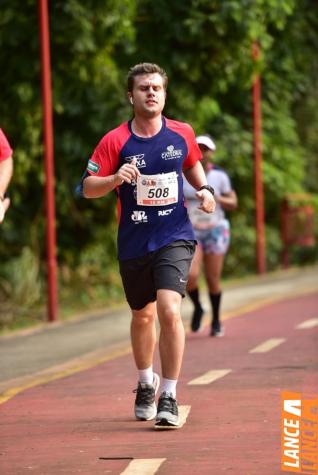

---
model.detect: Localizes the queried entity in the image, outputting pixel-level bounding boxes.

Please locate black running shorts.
[119,240,196,310]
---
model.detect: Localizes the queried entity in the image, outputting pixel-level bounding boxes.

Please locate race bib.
[137,172,178,206]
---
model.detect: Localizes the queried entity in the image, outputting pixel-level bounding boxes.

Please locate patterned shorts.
[194,219,230,255]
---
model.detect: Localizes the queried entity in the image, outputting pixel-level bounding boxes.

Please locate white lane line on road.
[153,405,191,431]
[249,338,286,353]
[296,318,318,329]
[178,405,191,427]
[120,458,166,475]
[188,369,232,385]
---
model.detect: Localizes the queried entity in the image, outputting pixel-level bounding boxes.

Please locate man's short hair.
[127,63,168,92]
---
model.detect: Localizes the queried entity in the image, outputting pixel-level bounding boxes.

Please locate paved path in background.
[0,291,317,474]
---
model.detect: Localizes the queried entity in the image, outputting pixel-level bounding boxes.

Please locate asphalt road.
[0,265,317,391]
[0,286,317,474]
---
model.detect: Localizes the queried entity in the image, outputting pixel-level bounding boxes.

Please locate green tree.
[0,0,136,263]
[0,0,317,326]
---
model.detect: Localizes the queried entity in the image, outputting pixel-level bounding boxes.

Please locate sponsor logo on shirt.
[161,145,182,160]
[158,208,174,216]
[131,210,148,223]
[124,154,146,168]
[87,160,100,173]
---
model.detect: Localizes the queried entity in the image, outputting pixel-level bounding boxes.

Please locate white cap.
[196,135,216,151]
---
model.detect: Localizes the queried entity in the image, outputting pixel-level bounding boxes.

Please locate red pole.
[281,199,289,269]
[252,42,266,274]
[38,0,58,321]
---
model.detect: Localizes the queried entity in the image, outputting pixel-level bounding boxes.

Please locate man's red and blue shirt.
[80,117,201,260]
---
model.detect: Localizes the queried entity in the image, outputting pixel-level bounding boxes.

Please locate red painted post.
[281,199,289,269]
[252,42,266,274]
[38,0,58,321]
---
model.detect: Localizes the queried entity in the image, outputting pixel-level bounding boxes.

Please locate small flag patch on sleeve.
[87,160,100,173]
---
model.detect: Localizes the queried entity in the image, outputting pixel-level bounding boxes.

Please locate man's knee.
[132,307,155,327]
[156,290,182,326]
[158,303,182,330]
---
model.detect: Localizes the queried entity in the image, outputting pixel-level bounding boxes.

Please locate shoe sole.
[211,331,224,337]
[211,326,224,337]
[135,373,160,421]
[154,418,180,430]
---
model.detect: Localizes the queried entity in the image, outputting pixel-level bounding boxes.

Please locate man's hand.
[83,159,140,198]
[0,196,10,223]
[114,158,140,185]
[195,189,216,214]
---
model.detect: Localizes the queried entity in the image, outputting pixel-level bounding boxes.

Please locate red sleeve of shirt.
[165,119,202,170]
[0,129,13,162]
[86,122,131,177]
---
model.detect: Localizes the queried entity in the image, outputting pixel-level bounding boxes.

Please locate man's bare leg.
[131,301,159,421]
[156,289,184,381]
[155,289,183,428]
[131,301,156,370]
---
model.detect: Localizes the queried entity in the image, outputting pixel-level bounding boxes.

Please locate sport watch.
[199,185,215,196]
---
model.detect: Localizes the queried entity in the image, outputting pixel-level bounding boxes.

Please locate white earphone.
[130,97,134,105]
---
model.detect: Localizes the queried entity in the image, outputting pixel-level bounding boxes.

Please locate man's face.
[129,73,166,118]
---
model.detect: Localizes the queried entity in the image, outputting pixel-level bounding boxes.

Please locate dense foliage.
[0,0,317,324]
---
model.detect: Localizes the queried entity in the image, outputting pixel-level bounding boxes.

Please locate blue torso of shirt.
[117,119,195,260]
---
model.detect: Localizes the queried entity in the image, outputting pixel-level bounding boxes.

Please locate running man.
[78,63,216,429]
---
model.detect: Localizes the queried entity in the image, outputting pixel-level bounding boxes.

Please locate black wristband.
[199,185,215,196]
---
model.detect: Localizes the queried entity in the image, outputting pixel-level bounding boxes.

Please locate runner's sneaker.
[211,321,224,337]
[191,306,204,332]
[134,373,160,421]
[154,391,179,429]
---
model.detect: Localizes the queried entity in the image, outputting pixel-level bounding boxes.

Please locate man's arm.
[83,158,140,198]
[183,160,206,190]
[183,161,216,213]
[83,174,122,198]
[0,156,13,223]
[0,156,13,197]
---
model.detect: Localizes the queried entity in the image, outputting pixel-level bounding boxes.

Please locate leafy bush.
[0,247,42,327]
